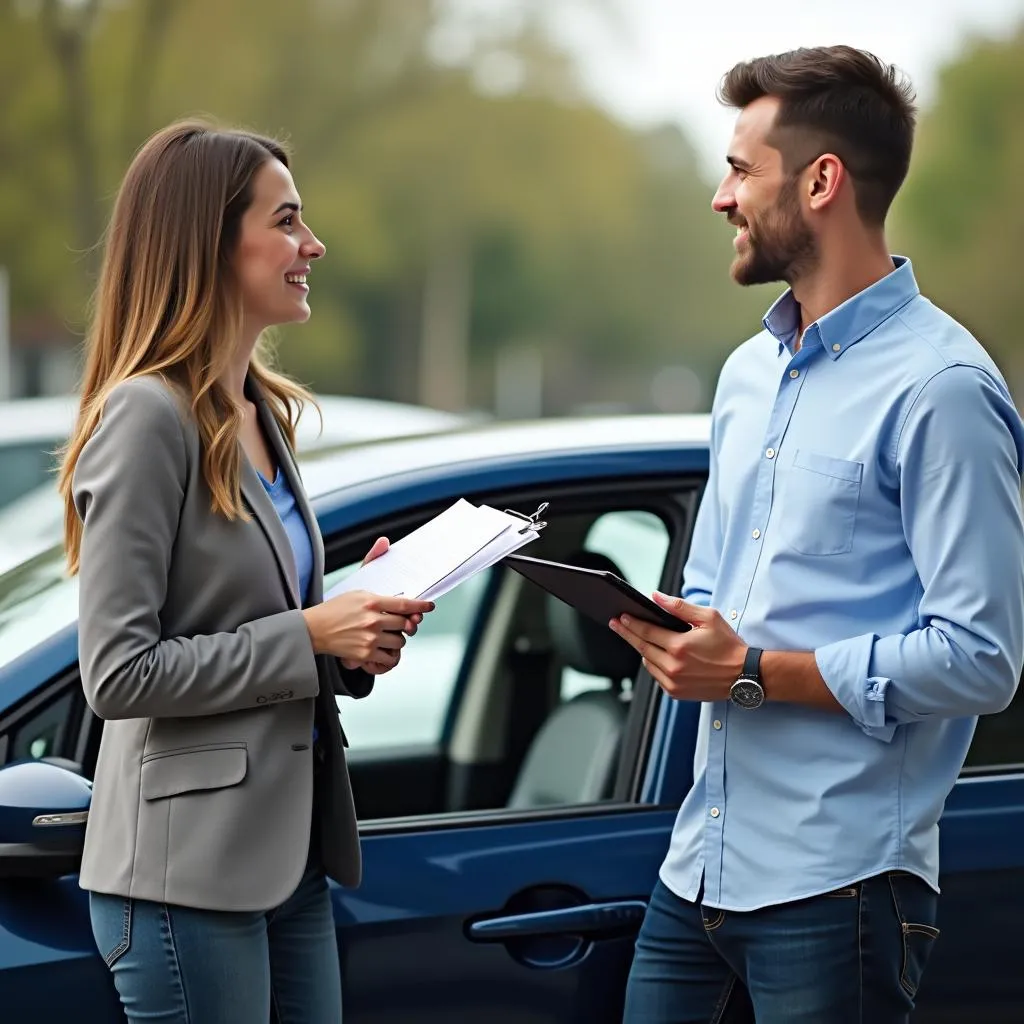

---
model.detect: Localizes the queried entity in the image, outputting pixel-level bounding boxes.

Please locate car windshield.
[0,544,78,673]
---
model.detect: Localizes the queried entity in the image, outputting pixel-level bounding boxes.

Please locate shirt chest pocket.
[777,449,863,556]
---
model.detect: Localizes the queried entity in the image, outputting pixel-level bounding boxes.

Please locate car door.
[0,668,122,1024]
[323,470,706,1024]
[913,685,1024,1023]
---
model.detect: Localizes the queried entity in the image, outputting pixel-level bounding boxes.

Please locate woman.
[57,120,434,1023]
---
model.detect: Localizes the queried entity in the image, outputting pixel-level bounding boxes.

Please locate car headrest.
[545,549,642,683]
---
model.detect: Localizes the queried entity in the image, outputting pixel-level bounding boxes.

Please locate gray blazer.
[74,374,370,912]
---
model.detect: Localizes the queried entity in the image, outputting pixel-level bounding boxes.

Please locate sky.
[555,0,1024,178]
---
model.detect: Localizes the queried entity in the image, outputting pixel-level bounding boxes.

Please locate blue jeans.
[89,861,342,1023]
[623,872,940,1023]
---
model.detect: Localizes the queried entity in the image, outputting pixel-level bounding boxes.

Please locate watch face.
[730,677,764,710]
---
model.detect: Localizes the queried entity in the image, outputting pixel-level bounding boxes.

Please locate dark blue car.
[0,415,1021,1022]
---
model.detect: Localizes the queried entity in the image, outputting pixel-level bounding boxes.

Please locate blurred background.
[1,0,1022,425]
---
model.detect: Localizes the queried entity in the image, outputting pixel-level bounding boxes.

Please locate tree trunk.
[120,0,178,160]
[42,0,103,284]
[419,232,471,411]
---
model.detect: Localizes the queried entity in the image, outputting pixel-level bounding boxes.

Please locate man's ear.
[807,153,846,211]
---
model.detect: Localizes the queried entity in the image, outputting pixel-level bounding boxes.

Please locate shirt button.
[832,343,841,352]
[765,447,776,459]
[710,807,721,818]
[713,719,722,730]
[752,528,761,539]
[789,368,800,379]
[729,609,737,620]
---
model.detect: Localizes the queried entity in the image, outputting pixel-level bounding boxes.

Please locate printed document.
[325,499,542,602]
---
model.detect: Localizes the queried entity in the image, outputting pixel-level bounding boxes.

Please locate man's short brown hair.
[719,46,917,225]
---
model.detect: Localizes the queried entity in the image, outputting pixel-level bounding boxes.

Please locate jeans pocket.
[823,884,860,899]
[700,907,726,932]
[887,872,940,998]
[89,892,133,969]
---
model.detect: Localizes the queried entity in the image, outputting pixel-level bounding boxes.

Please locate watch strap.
[741,646,763,681]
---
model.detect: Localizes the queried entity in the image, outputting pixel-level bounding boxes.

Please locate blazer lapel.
[239,457,301,610]
[235,379,299,609]
[250,381,326,606]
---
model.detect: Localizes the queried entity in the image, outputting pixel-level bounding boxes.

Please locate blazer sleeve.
[74,377,320,721]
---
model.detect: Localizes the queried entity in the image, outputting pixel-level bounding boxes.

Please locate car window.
[962,673,1024,773]
[560,510,670,701]
[0,441,61,509]
[323,559,492,750]
[0,685,80,771]
[6,691,76,762]
[0,547,79,673]
[330,489,694,823]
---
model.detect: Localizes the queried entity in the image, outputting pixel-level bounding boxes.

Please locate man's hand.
[609,593,746,701]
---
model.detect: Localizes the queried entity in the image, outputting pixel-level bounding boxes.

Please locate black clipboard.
[502,553,691,633]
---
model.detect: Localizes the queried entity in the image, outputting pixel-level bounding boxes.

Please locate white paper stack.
[325,499,543,602]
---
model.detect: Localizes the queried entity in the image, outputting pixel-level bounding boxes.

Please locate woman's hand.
[302,590,435,664]
[354,538,425,638]
[311,536,433,675]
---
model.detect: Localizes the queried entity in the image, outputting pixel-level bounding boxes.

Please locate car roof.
[293,395,473,447]
[0,395,79,444]
[298,413,712,503]
[0,393,472,448]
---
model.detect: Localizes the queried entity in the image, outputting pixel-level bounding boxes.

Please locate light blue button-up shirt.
[259,467,313,606]
[661,258,1024,912]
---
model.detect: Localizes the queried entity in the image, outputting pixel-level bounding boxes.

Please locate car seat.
[506,550,641,809]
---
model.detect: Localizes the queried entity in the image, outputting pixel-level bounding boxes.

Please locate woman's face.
[232,159,326,334]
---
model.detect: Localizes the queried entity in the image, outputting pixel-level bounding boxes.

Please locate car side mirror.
[0,760,90,880]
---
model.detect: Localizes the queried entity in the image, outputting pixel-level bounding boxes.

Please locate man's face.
[712,96,817,286]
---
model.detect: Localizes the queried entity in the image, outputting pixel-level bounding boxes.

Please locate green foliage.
[890,26,1024,390]
[1,0,769,412]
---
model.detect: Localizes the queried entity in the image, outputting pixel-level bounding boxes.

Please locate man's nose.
[711,179,735,214]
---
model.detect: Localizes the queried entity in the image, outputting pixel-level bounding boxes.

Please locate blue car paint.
[0,761,91,843]
[312,445,709,537]
[0,625,79,707]
[0,416,1020,1021]
[333,810,681,1022]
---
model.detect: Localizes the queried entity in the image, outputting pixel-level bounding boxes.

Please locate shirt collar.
[762,256,920,359]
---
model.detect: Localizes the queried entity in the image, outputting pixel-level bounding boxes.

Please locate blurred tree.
[0,0,769,413]
[0,0,186,323]
[890,25,1024,396]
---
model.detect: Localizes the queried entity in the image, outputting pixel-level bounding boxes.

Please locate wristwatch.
[729,647,765,710]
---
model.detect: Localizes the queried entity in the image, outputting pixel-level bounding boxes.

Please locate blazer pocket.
[778,449,863,556]
[141,743,247,800]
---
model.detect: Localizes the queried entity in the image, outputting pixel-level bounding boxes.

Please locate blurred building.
[5,314,79,399]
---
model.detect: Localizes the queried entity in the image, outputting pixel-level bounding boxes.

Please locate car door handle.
[467,899,647,942]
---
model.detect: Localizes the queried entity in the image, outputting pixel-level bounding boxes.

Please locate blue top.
[258,467,313,607]
[661,257,1024,911]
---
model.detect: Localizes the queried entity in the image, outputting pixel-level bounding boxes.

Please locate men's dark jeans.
[623,872,939,1024]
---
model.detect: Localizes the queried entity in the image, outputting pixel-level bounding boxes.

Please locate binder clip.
[504,501,549,535]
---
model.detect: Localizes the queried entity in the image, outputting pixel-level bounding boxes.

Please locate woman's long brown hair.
[59,120,315,574]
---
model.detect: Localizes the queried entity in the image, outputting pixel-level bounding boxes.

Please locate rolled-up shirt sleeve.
[816,364,1024,736]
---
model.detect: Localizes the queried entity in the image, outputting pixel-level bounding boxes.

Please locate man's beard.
[732,178,817,287]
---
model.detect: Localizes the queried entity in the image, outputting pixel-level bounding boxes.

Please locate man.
[612,45,1024,1024]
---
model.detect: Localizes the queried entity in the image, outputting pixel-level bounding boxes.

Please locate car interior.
[326,479,700,823]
